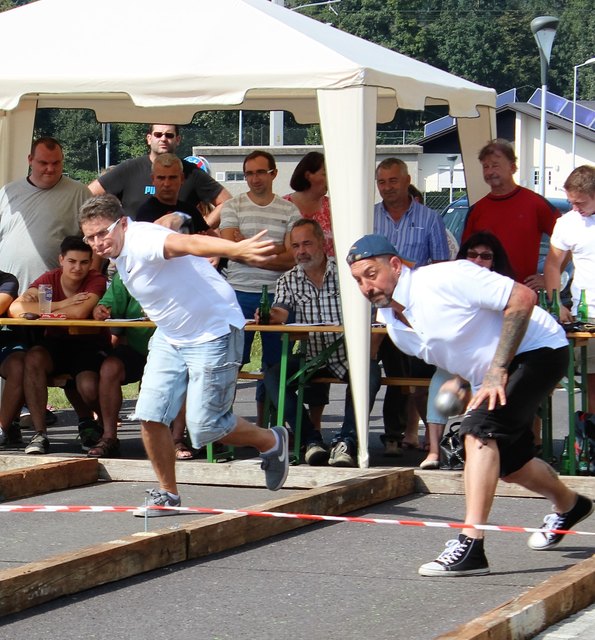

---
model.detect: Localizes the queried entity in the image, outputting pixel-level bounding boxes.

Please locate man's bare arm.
[468,283,536,411]
[163,229,274,266]
[88,179,106,196]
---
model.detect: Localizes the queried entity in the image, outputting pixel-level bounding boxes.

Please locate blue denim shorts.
[135,327,243,448]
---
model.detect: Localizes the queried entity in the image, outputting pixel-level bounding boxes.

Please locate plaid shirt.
[273,257,347,378]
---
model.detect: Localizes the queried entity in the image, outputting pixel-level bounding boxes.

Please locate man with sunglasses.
[88,124,231,227]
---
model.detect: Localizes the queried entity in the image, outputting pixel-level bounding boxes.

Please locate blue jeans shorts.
[135,327,243,448]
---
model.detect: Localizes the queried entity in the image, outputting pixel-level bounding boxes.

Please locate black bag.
[439,420,465,470]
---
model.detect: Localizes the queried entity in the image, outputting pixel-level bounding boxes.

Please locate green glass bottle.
[538,288,548,311]
[258,285,270,325]
[577,289,589,323]
[559,436,570,475]
[549,289,561,323]
[577,435,590,476]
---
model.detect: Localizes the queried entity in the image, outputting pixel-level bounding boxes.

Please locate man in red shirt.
[462,139,560,289]
[9,236,108,455]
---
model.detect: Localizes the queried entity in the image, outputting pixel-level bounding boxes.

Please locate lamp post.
[572,57,595,169]
[530,16,559,196]
[446,154,458,202]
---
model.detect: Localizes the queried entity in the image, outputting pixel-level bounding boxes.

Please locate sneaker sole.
[528,500,594,550]
[132,508,180,518]
[329,455,356,467]
[418,565,490,577]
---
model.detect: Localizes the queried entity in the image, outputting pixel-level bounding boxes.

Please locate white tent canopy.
[0,0,496,466]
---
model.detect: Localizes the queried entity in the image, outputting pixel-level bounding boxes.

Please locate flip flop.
[174,440,194,460]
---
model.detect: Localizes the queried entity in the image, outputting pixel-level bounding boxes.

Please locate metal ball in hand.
[434,390,464,417]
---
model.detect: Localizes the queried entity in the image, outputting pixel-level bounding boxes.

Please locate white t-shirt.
[377,260,568,390]
[115,221,245,346]
[219,193,301,293]
[550,210,595,316]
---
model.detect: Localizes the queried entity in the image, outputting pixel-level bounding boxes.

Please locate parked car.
[440,195,573,299]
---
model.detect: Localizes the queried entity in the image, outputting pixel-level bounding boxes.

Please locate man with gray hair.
[373,157,450,455]
[78,194,289,515]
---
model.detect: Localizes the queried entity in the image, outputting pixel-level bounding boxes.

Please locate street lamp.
[572,57,595,169]
[531,15,559,196]
[446,154,458,202]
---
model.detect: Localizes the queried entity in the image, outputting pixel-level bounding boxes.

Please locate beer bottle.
[258,285,271,325]
[538,288,548,311]
[549,289,561,323]
[559,436,570,475]
[577,289,589,323]
[577,434,590,476]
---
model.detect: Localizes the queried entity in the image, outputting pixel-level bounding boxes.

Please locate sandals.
[87,437,120,458]
[174,440,194,460]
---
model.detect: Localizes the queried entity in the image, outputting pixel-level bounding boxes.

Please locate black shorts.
[110,344,147,385]
[40,338,109,378]
[459,346,569,477]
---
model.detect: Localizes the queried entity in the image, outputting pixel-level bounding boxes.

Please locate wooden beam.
[0,529,186,618]
[436,555,595,640]
[184,469,415,558]
[0,469,413,617]
[0,459,98,501]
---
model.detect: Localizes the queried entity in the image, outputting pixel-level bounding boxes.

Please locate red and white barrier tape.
[0,504,594,537]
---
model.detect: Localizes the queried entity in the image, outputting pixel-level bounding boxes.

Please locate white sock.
[261,430,280,455]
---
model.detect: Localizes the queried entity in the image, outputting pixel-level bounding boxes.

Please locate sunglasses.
[467,250,494,260]
[152,131,176,139]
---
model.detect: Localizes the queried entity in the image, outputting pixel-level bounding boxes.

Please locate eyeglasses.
[467,250,494,260]
[244,169,275,178]
[152,131,176,139]
[83,217,121,245]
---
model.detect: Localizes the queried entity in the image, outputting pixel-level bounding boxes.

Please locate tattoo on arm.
[491,308,531,369]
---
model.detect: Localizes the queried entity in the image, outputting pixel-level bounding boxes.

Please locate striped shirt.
[220,193,301,292]
[373,199,450,266]
[273,257,347,378]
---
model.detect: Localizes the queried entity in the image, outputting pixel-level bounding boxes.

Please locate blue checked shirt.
[373,199,450,266]
[273,258,347,379]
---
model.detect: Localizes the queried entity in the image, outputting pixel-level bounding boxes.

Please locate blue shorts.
[135,327,243,448]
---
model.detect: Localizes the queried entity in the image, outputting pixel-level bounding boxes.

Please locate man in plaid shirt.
[262,218,380,467]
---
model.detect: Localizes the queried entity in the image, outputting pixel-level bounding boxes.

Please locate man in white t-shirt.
[78,195,289,516]
[544,165,595,412]
[348,234,592,577]
[220,150,300,423]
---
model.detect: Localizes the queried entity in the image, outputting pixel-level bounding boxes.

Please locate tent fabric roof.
[0,0,495,121]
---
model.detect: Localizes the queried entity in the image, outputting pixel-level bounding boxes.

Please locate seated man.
[0,269,27,448]
[263,219,380,467]
[9,236,109,455]
[90,272,152,458]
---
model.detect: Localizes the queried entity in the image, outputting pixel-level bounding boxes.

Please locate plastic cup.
[38,284,52,315]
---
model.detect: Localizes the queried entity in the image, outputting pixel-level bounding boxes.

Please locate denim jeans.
[135,328,243,448]
[234,289,282,403]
